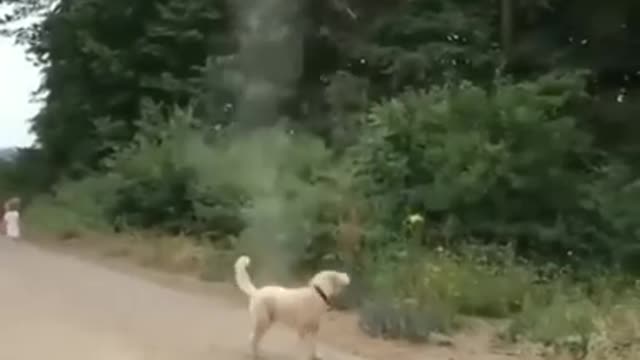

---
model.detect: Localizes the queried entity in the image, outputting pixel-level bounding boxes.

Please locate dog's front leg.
[308,333,321,360]
[299,324,321,360]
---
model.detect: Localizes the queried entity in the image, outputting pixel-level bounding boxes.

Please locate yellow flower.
[407,213,424,224]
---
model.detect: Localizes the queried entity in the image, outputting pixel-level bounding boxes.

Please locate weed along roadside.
[24,229,640,360]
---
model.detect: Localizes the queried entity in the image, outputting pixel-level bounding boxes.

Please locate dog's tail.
[234,255,256,296]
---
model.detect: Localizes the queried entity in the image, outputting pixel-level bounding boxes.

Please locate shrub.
[422,256,534,317]
[505,285,640,358]
[104,104,244,237]
[507,290,597,347]
[183,125,356,276]
[359,299,454,343]
[366,243,538,316]
[585,298,640,360]
[24,101,355,277]
[347,72,625,262]
[24,175,117,238]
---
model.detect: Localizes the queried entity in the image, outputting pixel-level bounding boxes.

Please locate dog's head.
[308,270,350,298]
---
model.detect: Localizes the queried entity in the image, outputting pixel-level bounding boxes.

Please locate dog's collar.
[313,285,331,308]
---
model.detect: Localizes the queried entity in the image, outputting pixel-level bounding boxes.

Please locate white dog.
[234,255,350,359]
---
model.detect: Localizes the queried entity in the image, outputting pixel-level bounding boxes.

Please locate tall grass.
[359,243,640,358]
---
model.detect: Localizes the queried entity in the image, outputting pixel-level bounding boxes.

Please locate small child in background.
[3,197,21,240]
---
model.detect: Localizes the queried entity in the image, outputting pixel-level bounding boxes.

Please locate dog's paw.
[246,350,263,360]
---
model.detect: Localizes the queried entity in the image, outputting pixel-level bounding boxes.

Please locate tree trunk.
[500,0,514,65]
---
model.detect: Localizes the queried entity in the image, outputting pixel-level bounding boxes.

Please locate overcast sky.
[0,15,41,149]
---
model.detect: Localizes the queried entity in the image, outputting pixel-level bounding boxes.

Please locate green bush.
[20,74,640,272]
[359,299,454,343]
[188,126,353,276]
[366,244,537,318]
[424,257,534,317]
[103,104,245,237]
[506,290,598,349]
[348,72,640,265]
[361,242,640,350]
[23,102,354,277]
[25,175,117,238]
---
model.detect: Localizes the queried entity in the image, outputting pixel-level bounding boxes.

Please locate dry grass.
[28,229,236,282]
[582,302,640,360]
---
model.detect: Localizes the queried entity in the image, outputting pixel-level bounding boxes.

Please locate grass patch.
[361,244,640,356]
[365,245,536,319]
[420,254,535,318]
[358,298,455,343]
[585,299,640,360]
[24,195,110,240]
[199,248,238,282]
[506,291,597,355]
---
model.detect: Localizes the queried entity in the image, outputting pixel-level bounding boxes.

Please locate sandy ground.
[0,239,366,360]
[0,237,538,360]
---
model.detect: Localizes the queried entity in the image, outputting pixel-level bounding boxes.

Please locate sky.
[0,25,41,148]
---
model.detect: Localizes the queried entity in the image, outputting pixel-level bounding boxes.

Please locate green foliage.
[2,0,232,179]
[24,175,116,238]
[337,0,500,91]
[365,245,534,317]
[184,125,353,276]
[349,72,639,262]
[504,285,640,358]
[0,148,51,202]
[23,99,351,278]
[65,102,244,239]
[362,242,640,349]
[359,300,453,343]
[507,291,597,347]
[4,0,640,352]
[103,103,229,235]
[3,0,640,184]
[421,250,535,317]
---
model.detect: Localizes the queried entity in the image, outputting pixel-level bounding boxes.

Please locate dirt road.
[0,240,366,360]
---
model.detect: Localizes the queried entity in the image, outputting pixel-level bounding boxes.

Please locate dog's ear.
[333,272,350,287]
[341,273,350,285]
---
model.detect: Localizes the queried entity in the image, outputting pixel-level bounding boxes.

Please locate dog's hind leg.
[249,310,272,359]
